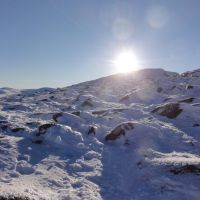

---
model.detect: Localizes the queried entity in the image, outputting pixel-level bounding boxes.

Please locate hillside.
[1,68,200,199]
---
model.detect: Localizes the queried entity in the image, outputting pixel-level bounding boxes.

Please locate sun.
[113,50,139,73]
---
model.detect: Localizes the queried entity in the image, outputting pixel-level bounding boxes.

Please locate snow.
[1,68,200,199]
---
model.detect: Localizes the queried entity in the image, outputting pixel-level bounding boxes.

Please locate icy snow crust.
[1,68,200,199]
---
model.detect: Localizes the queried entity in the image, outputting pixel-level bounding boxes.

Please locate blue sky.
[0,0,200,88]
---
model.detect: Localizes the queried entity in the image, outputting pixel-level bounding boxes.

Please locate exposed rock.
[193,123,200,127]
[170,165,200,175]
[152,103,183,119]
[0,196,30,200]
[157,87,163,93]
[11,127,25,132]
[178,97,195,103]
[119,95,130,102]
[52,112,63,122]
[88,126,96,135]
[71,111,81,116]
[105,122,134,141]
[37,123,55,136]
[186,85,194,89]
[163,97,172,102]
[41,99,48,102]
[81,99,93,107]
[33,140,43,144]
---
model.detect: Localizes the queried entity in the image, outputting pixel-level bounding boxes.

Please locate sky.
[0,0,200,89]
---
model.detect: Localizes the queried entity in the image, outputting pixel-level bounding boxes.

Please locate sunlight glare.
[114,50,139,73]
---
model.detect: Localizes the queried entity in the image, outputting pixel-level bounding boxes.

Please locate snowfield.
[1,68,200,199]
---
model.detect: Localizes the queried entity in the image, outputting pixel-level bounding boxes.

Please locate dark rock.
[81,99,93,107]
[119,95,130,102]
[186,85,194,89]
[170,165,200,175]
[178,97,195,103]
[88,126,96,135]
[157,87,163,93]
[92,110,107,115]
[33,140,43,144]
[37,123,54,136]
[0,125,8,131]
[71,111,81,116]
[193,123,200,127]
[0,196,30,200]
[41,99,48,102]
[105,122,134,141]
[152,103,183,119]
[52,112,63,122]
[171,86,176,90]
[163,97,172,102]
[11,128,25,132]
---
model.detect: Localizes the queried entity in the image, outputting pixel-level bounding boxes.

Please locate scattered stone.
[152,103,183,119]
[105,122,134,141]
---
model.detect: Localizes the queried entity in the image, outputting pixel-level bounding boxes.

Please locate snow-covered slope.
[1,68,200,199]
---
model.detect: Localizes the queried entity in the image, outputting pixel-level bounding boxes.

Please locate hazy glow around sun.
[113,50,139,73]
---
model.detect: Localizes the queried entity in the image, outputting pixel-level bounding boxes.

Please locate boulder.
[152,103,183,119]
[105,122,134,141]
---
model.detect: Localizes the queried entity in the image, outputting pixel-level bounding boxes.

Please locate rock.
[71,111,81,116]
[88,126,96,135]
[119,95,130,102]
[157,87,163,93]
[37,123,55,136]
[105,122,134,141]
[186,85,194,89]
[0,196,30,200]
[52,112,63,122]
[170,165,200,175]
[81,99,93,107]
[193,123,200,127]
[178,98,195,103]
[41,99,48,102]
[163,97,172,102]
[11,127,25,132]
[152,103,183,119]
[33,140,43,144]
